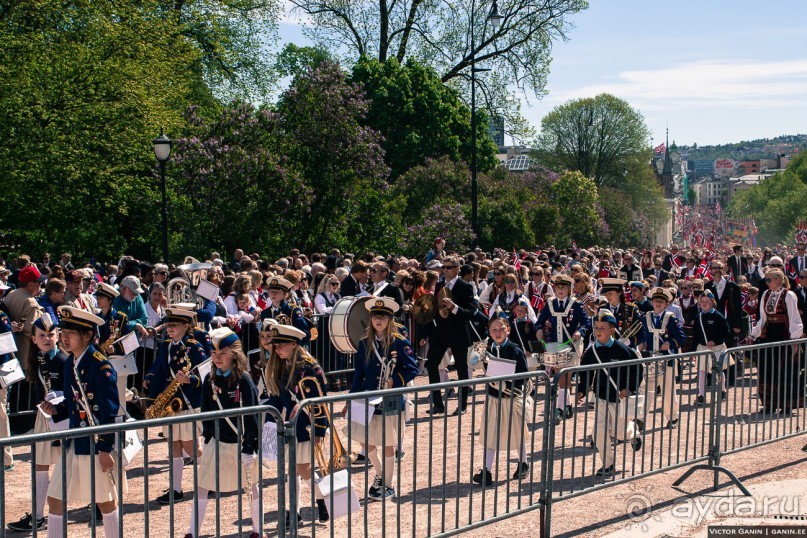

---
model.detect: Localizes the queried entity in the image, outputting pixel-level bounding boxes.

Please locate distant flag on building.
[654,143,666,154]
[796,220,807,245]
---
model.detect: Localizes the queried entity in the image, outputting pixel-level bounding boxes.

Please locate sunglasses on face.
[403,280,414,285]
[443,265,458,270]
[157,271,168,276]
[330,282,339,286]
[493,272,503,276]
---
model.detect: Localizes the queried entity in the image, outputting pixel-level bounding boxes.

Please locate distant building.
[689,159,715,177]
[740,160,761,175]
[690,176,727,206]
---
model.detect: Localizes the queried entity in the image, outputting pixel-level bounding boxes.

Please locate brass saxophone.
[100,319,120,356]
[146,345,190,419]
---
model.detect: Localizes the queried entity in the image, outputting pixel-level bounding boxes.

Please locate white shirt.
[751,289,803,340]
[715,278,726,299]
[144,302,164,349]
[314,292,339,314]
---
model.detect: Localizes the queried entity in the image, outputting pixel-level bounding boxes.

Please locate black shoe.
[427,405,445,415]
[8,513,47,532]
[667,419,679,429]
[697,395,705,405]
[367,476,394,501]
[721,391,727,400]
[512,462,530,480]
[353,453,369,466]
[183,456,194,466]
[472,468,493,486]
[675,375,682,383]
[157,489,184,505]
[452,406,467,416]
[395,449,405,462]
[635,419,645,433]
[316,499,329,522]
[285,511,302,527]
[595,465,614,477]
[630,437,643,452]
[3,464,13,472]
[563,405,573,419]
[552,408,565,426]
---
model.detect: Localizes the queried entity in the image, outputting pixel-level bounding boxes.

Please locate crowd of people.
[1,237,806,537]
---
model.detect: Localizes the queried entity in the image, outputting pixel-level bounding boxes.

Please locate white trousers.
[593,397,637,469]
[639,362,679,423]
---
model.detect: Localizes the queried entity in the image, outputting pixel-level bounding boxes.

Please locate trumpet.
[618,319,644,343]
[297,376,348,475]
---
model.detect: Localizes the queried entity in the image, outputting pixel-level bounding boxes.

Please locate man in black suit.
[368,261,404,320]
[618,252,643,283]
[726,244,748,282]
[424,257,478,415]
[794,271,807,325]
[650,256,669,283]
[704,261,744,342]
[339,260,369,297]
[789,243,807,276]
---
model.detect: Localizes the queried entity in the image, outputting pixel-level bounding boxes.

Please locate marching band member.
[639,288,686,428]
[345,297,418,501]
[599,278,642,349]
[265,324,330,525]
[187,328,259,538]
[693,290,730,405]
[39,306,126,538]
[630,281,653,313]
[143,308,207,504]
[260,277,310,345]
[473,315,531,486]
[750,268,804,414]
[536,275,590,424]
[576,309,643,477]
[491,274,524,319]
[7,314,68,532]
[95,283,129,356]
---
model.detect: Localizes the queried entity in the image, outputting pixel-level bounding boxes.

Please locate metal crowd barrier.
[542,348,730,537]
[287,371,550,538]
[0,405,286,538]
[675,338,807,493]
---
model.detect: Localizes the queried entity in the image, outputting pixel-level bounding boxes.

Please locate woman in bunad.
[749,268,804,414]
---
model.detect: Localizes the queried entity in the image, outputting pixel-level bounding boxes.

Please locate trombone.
[297,376,349,475]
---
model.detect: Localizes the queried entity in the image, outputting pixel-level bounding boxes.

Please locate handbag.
[0,358,25,389]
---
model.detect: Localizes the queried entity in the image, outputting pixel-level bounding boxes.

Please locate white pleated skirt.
[33,411,60,467]
[47,446,128,504]
[198,439,257,492]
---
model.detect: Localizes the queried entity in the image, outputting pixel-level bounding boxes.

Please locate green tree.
[549,171,604,245]
[0,0,206,261]
[275,43,335,79]
[288,0,587,142]
[276,62,391,252]
[391,157,472,220]
[350,58,498,177]
[534,94,652,188]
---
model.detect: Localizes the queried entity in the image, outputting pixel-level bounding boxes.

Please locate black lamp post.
[470,0,502,247]
[153,130,172,263]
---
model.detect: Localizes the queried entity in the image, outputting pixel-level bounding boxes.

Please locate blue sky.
[278,0,807,146]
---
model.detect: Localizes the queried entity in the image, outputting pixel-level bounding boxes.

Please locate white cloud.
[280,0,312,25]
[546,59,807,110]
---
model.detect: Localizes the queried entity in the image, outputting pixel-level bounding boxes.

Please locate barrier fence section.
[0,405,287,538]
[286,372,550,538]
[543,349,728,537]
[674,338,807,493]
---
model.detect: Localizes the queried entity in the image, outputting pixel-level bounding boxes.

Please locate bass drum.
[328,297,372,354]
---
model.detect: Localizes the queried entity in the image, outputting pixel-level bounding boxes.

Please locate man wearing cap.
[259,277,310,345]
[64,270,95,314]
[536,274,590,422]
[3,265,44,369]
[577,309,643,477]
[112,276,149,340]
[639,288,686,429]
[39,306,124,538]
[95,283,130,356]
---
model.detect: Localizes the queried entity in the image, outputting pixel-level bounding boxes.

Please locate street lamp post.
[470,0,502,247]
[153,130,172,263]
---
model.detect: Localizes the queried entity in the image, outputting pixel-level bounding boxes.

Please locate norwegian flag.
[654,143,666,154]
[512,249,522,272]
[671,254,685,273]
[697,259,713,280]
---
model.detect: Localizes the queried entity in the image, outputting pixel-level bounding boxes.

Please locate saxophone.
[100,319,120,356]
[146,344,190,419]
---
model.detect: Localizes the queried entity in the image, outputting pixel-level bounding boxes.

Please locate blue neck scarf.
[217,368,232,377]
